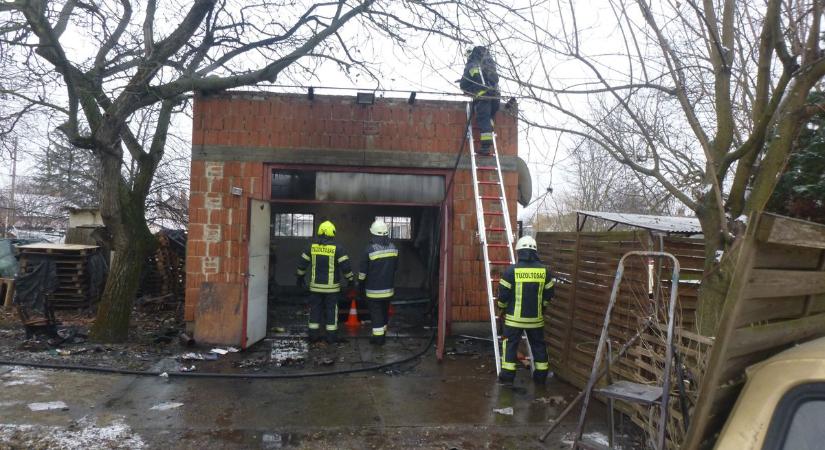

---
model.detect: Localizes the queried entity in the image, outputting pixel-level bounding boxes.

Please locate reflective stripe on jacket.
[358,237,399,299]
[497,260,554,328]
[296,237,353,293]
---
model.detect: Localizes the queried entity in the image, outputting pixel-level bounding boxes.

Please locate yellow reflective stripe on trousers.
[372,327,385,336]
[308,322,320,330]
[534,361,549,371]
[501,338,516,371]
[366,288,393,298]
[499,278,512,289]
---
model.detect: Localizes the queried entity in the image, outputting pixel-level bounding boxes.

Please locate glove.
[296,276,306,290]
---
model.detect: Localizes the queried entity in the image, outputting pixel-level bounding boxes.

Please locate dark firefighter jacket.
[460,47,499,98]
[296,237,354,293]
[357,236,399,299]
[497,250,554,328]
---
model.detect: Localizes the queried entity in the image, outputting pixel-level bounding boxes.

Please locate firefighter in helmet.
[357,219,399,345]
[497,235,555,384]
[459,45,500,155]
[296,220,354,344]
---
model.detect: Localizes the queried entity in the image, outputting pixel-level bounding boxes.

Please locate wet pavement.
[0,330,622,449]
[0,301,628,449]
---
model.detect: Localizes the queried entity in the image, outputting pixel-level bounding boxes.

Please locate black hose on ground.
[0,327,437,379]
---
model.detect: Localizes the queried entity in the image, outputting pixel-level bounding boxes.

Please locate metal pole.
[4,139,17,238]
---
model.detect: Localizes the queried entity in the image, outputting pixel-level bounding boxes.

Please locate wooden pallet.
[1,278,13,309]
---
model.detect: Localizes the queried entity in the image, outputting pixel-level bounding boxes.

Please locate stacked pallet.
[16,243,102,310]
[137,230,186,306]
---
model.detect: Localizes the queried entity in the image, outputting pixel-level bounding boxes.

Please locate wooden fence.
[536,230,709,448]
[683,213,825,449]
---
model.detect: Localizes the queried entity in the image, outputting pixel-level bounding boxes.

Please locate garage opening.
[263,168,445,338]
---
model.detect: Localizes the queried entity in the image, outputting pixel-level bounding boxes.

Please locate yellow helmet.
[317,220,336,237]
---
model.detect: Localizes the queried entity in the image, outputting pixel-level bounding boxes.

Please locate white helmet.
[370,219,389,236]
[515,235,537,251]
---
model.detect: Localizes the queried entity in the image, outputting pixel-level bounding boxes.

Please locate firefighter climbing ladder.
[465,102,516,375]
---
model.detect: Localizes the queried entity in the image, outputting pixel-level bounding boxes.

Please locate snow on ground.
[1,367,53,388]
[0,416,145,450]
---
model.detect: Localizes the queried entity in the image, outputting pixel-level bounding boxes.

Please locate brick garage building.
[185,91,526,354]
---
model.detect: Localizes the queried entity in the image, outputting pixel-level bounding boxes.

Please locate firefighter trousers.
[367,297,391,338]
[500,325,549,382]
[308,292,340,340]
[474,96,500,152]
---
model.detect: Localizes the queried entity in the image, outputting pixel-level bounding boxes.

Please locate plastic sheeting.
[13,254,59,314]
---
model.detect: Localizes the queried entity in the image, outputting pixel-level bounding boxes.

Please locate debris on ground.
[149,402,184,411]
[270,338,307,367]
[178,352,218,361]
[534,395,566,405]
[493,407,514,416]
[28,401,69,411]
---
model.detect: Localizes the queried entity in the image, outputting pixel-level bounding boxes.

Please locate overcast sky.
[1,0,632,225]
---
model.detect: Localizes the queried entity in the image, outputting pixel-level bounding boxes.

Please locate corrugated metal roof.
[576,210,703,234]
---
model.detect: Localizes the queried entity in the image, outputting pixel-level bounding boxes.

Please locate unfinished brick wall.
[186,92,519,323]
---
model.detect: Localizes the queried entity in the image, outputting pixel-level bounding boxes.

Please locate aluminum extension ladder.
[573,251,681,450]
[465,102,516,375]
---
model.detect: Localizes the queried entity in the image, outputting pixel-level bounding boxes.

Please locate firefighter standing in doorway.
[496,235,555,384]
[459,45,500,155]
[296,220,354,344]
[357,219,399,346]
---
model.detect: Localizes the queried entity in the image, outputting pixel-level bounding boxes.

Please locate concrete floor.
[0,303,623,449]
[0,333,620,450]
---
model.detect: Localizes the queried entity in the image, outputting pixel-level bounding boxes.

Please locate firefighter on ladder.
[497,235,555,384]
[459,45,500,155]
[357,219,399,346]
[296,220,354,344]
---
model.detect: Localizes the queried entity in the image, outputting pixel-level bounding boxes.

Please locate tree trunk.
[89,151,155,342]
[694,193,735,336]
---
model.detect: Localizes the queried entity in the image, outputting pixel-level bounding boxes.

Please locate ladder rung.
[486,227,506,232]
[479,195,501,200]
[476,166,496,171]
[477,181,500,185]
[489,260,511,265]
[487,243,509,248]
[483,212,504,215]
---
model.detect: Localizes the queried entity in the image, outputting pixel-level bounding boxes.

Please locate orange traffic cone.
[345,298,360,327]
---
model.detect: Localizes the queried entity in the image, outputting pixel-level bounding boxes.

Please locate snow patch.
[715,250,724,262]
[149,402,183,411]
[493,407,514,415]
[734,215,748,224]
[1,367,52,388]
[0,416,145,449]
[27,401,68,411]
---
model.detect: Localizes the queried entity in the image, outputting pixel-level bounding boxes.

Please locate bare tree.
[0,0,459,341]
[447,0,825,335]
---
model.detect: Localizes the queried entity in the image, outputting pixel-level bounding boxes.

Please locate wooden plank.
[1,278,14,309]
[734,296,809,327]
[727,312,825,358]
[753,243,822,270]
[757,213,825,249]
[743,269,825,299]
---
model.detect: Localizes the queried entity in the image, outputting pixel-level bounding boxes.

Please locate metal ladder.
[465,102,516,375]
[574,251,681,450]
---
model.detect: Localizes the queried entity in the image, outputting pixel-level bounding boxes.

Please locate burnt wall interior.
[268,203,439,300]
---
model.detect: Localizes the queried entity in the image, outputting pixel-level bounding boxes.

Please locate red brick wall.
[186,92,519,323]
[192,93,517,155]
[185,160,265,321]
